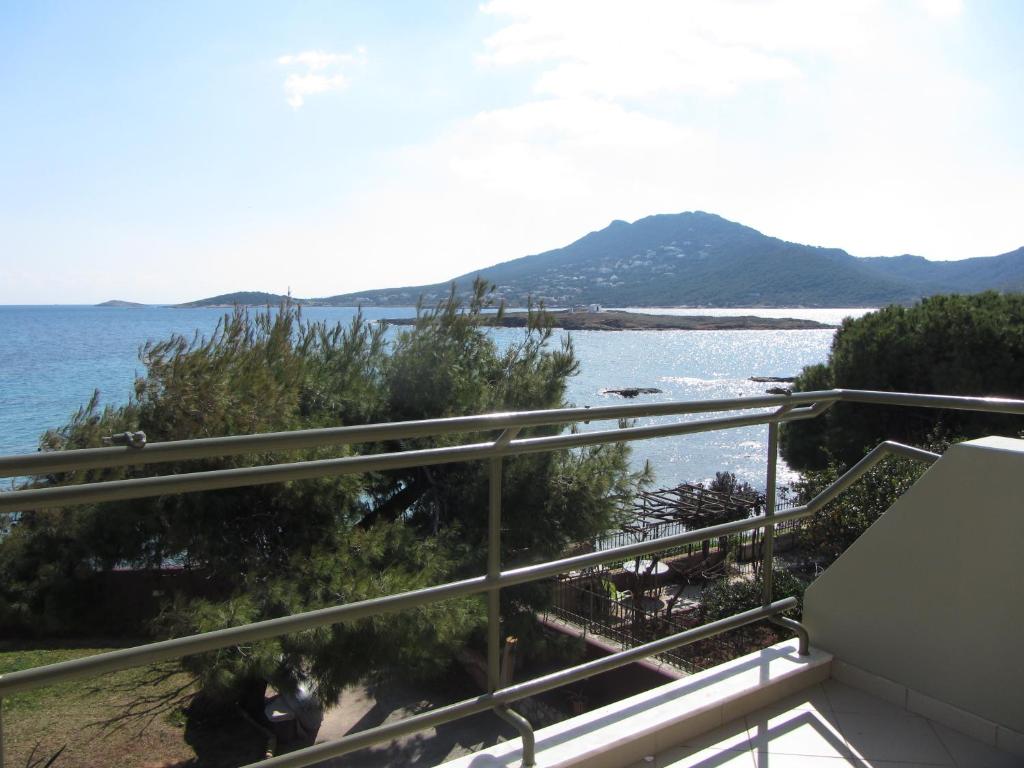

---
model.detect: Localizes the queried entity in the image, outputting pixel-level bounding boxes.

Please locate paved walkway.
[300,679,515,767]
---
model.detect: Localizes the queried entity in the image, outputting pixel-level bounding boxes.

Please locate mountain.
[180,212,1024,308]
[96,299,147,307]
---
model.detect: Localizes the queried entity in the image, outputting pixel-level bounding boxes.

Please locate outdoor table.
[265,696,298,741]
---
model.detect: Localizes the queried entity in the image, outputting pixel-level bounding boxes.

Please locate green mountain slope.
[181,212,1024,308]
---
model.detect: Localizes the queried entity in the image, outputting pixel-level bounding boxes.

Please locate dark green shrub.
[700,568,806,622]
[781,293,1024,469]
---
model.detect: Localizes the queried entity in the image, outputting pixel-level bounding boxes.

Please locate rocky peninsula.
[382,310,834,331]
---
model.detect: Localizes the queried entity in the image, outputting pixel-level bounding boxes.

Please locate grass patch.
[0,643,203,768]
[0,640,266,768]
[1,645,153,716]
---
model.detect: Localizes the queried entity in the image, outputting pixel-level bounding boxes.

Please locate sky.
[1,0,1022,304]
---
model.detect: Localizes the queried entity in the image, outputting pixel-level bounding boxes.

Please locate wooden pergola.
[629,482,763,527]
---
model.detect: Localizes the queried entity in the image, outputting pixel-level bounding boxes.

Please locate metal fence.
[590,501,802,558]
[551,500,809,675]
[546,581,707,673]
[1,389,1021,767]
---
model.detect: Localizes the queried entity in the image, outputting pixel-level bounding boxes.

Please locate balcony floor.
[627,679,1019,767]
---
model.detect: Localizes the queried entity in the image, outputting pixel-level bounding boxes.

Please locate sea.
[0,305,873,490]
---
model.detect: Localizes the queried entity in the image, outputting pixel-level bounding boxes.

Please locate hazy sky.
[2,0,1022,304]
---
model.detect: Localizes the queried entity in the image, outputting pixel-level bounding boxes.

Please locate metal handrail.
[0,391,837,477]
[249,599,797,768]
[0,403,827,513]
[0,389,1016,768]
[6,387,1018,480]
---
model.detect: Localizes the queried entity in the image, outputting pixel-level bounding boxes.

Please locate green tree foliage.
[0,280,645,710]
[781,292,1024,470]
[700,568,805,622]
[698,566,806,659]
[683,472,760,559]
[789,437,949,569]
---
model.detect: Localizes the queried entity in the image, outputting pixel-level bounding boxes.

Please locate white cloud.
[262,96,727,293]
[444,98,710,198]
[916,0,963,20]
[479,0,879,98]
[236,0,1017,297]
[277,47,366,108]
[158,1,1016,302]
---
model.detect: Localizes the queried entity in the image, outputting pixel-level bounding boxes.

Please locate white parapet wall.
[804,436,1024,735]
[438,640,831,768]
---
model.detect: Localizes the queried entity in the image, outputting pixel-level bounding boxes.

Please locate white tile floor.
[627,680,1021,768]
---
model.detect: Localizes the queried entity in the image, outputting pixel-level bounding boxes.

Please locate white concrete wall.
[804,436,1024,733]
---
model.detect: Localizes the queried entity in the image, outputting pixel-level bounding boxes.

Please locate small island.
[382,310,834,331]
[174,291,296,308]
[96,299,147,307]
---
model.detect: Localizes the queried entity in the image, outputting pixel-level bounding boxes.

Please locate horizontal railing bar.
[0,386,1003,765]
[838,389,1024,415]
[0,507,800,697]
[0,441,935,697]
[499,505,811,587]
[0,574,483,697]
[0,391,835,477]
[4,388,1020,480]
[2,388,1019,487]
[0,405,820,514]
[241,599,797,768]
[497,598,795,703]
[0,503,813,698]
[499,439,939,586]
[0,440,500,514]
[510,402,823,453]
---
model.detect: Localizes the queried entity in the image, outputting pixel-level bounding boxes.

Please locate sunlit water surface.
[0,305,867,489]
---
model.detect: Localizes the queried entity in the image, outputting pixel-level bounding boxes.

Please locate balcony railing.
[1,389,1022,768]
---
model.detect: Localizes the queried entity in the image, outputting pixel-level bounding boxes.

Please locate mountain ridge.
[177,212,1024,308]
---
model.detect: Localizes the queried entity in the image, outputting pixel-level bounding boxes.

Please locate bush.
[700,568,806,622]
[781,292,1024,469]
[789,440,948,568]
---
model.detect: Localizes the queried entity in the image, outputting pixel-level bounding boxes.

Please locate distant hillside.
[176,291,295,308]
[96,299,147,307]
[858,248,1024,294]
[180,213,1024,308]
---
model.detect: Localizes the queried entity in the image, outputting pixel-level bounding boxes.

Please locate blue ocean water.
[0,305,864,488]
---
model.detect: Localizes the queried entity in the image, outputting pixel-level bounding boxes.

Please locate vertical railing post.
[761,420,780,607]
[487,456,503,693]
[763,409,811,655]
[487,455,536,766]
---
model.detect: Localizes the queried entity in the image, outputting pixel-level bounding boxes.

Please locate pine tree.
[1,280,645,713]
